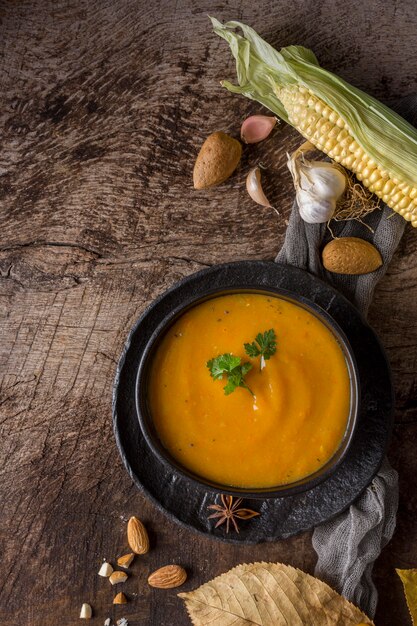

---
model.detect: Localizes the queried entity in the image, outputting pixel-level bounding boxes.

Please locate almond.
[193,131,242,189]
[322,237,382,275]
[80,603,92,619]
[109,570,128,585]
[98,562,113,577]
[117,553,135,568]
[148,564,187,589]
[113,592,128,605]
[127,516,149,555]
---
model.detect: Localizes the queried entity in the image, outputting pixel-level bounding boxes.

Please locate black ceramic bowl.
[135,277,360,499]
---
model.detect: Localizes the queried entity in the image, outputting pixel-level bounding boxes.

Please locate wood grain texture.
[0,1,416,624]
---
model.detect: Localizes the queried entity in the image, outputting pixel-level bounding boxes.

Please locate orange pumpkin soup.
[148,293,351,488]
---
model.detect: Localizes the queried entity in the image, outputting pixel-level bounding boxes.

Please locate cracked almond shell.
[322,237,382,275]
[193,131,242,189]
[127,516,149,554]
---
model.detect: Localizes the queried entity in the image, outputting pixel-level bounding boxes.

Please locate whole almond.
[148,564,187,589]
[127,516,149,554]
[322,237,382,275]
[193,131,242,189]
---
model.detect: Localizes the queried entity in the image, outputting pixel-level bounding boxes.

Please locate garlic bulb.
[241,115,277,144]
[287,151,346,224]
[246,165,272,208]
[296,190,336,224]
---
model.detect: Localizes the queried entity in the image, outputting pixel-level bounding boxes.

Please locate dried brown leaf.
[396,568,417,624]
[179,562,374,626]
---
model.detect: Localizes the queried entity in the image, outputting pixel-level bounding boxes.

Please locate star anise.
[207,494,260,533]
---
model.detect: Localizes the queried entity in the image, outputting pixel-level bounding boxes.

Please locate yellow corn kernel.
[343,154,355,168]
[362,164,377,178]
[382,180,395,195]
[368,170,381,184]
[328,126,340,138]
[391,191,403,204]
[314,101,324,114]
[398,196,410,210]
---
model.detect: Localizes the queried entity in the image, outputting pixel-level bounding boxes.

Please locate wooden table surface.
[1,1,417,624]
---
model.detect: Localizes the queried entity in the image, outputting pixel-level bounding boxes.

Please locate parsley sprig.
[207,353,254,396]
[244,329,277,370]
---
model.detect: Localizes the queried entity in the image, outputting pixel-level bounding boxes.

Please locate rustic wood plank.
[0,1,416,624]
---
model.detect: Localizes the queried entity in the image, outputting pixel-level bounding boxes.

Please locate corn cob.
[211,17,417,226]
[277,85,417,225]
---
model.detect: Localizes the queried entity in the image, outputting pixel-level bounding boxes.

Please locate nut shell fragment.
[193,131,242,189]
[322,237,382,275]
[148,564,187,589]
[109,570,129,585]
[127,516,149,554]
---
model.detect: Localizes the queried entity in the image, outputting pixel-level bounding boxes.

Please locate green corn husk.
[210,17,417,188]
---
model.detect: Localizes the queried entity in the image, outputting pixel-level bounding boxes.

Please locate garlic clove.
[246,166,272,208]
[241,115,277,144]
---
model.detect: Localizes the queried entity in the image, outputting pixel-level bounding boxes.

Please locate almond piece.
[117,553,135,569]
[80,603,92,619]
[193,131,242,189]
[109,570,128,585]
[98,561,113,577]
[148,564,187,589]
[322,237,382,275]
[113,592,128,605]
[127,516,149,555]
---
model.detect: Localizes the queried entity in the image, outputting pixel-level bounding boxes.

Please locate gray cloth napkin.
[275,95,417,617]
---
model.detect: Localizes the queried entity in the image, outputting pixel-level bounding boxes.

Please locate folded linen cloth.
[275,95,417,617]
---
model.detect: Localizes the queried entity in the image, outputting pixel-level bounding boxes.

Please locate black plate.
[112,261,394,543]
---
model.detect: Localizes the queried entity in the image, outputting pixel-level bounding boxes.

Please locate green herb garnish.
[244,329,277,370]
[207,353,253,396]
